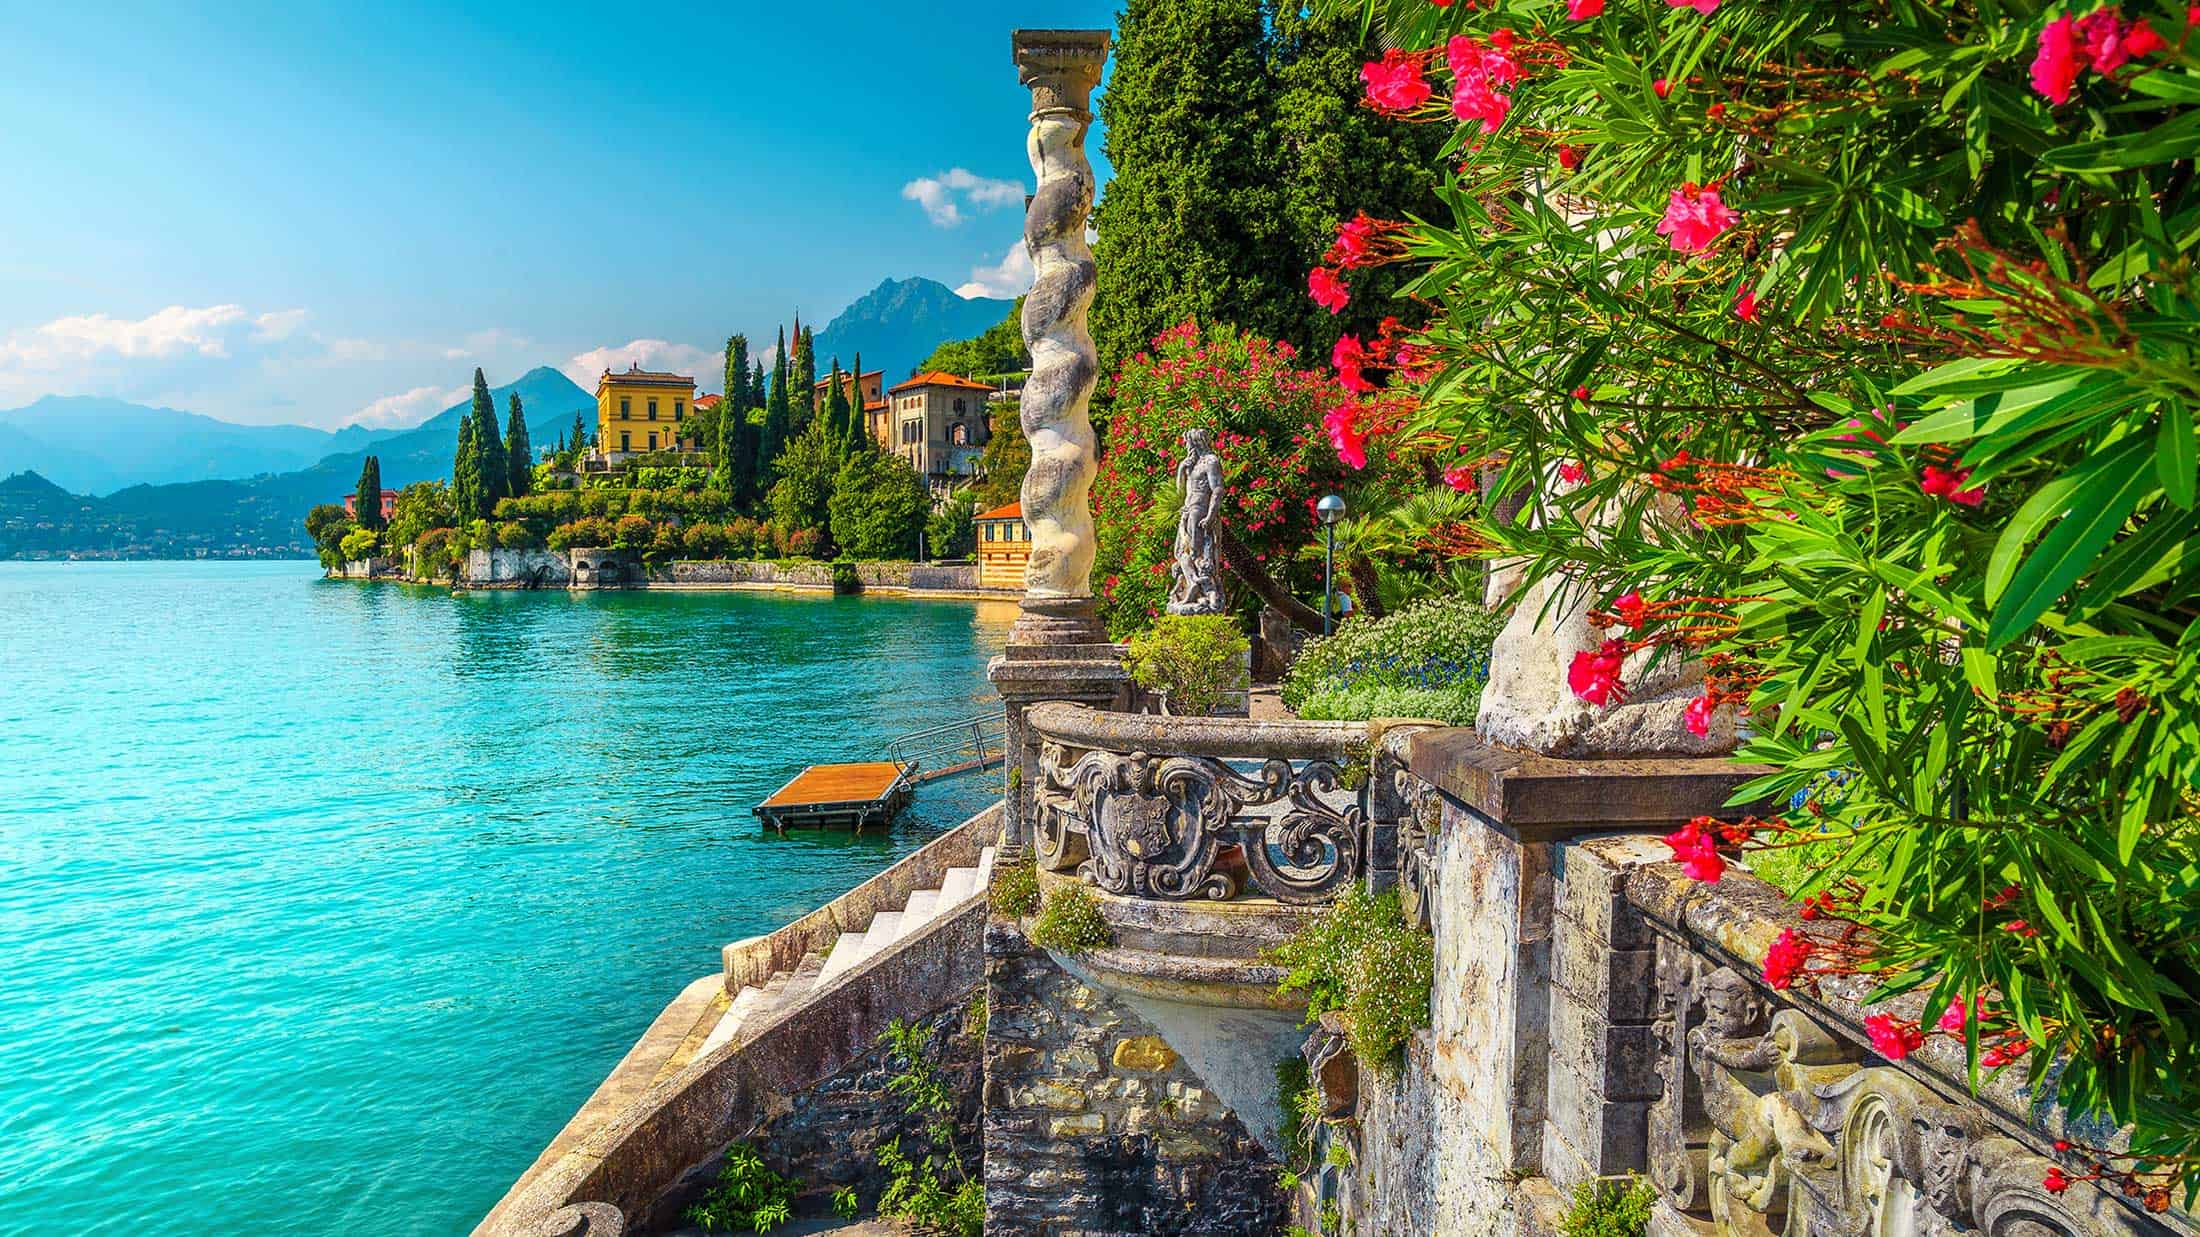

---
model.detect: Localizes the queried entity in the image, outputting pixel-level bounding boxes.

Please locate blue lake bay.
[0,561,1012,1233]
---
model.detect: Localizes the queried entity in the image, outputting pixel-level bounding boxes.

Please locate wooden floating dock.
[754,761,914,831]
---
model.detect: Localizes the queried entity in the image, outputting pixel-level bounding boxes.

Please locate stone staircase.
[686,845,997,1063]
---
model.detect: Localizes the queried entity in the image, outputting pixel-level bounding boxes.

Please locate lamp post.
[1316,494,1345,636]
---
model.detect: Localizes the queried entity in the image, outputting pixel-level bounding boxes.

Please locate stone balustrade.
[1023,701,1403,906]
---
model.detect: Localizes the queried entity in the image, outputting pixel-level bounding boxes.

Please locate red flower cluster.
[1307,215,1410,315]
[1568,637,1630,706]
[1446,33,1519,134]
[1656,183,1739,254]
[2032,7,2167,104]
[1362,48,1433,113]
[1919,463,1985,506]
[1863,1013,1926,1061]
[1762,928,1812,989]
[1660,816,1727,883]
[1566,0,1603,18]
[1308,266,1350,315]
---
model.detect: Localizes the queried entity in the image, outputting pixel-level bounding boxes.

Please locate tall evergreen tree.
[724,334,758,499]
[763,327,792,475]
[849,351,869,454]
[505,393,532,497]
[452,413,482,523]
[791,324,817,433]
[1086,3,1442,377]
[569,408,590,455]
[353,455,385,531]
[467,368,509,510]
[824,358,850,445]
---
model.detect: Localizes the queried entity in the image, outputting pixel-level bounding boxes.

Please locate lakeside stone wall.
[983,920,1286,1236]
[652,560,987,592]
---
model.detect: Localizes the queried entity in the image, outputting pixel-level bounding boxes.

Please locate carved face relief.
[1913,1105,1976,1218]
[1699,968,1766,1039]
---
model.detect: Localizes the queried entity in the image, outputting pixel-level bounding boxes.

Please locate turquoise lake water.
[0,561,1015,1233]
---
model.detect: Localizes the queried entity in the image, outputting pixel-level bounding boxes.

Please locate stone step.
[817,924,872,985]
[937,865,979,906]
[863,910,905,949]
[977,845,998,886]
[776,951,826,1009]
[902,888,941,926]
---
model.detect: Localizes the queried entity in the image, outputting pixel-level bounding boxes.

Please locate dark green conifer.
[452,414,482,522]
[791,324,817,432]
[353,454,385,531]
[569,409,590,454]
[468,368,508,510]
[763,327,792,474]
[505,393,532,498]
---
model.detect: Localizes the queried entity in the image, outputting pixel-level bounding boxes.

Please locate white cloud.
[347,384,470,430]
[0,304,252,370]
[956,240,1036,300]
[252,308,309,341]
[562,339,723,392]
[901,168,1025,227]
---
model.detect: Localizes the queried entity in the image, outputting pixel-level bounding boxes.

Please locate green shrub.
[1029,882,1113,954]
[1268,888,1432,1076]
[831,559,861,592]
[493,520,540,550]
[1282,594,1502,719]
[1274,1057,1314,1169]
[875,1019,983,1237]
[338,526,381,563]
[1125,614,1250,716]
[682,521,729,560]
[990,859,1041,918]
[1560,1176,1655,1237]
[682,1142,796,1233]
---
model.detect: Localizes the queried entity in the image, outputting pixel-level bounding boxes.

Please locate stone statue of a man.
[1167,428,1226,616]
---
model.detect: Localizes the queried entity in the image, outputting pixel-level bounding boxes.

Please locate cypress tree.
[468,369,509,510]
[825,358,849,446]
[763,326,792,475]
[570,408,590,454]
[849,351,869,454]
[791,325,817,432]
[724,334,757,498]
[452,413,482,523]
[505,392,532,498]
[353,454,385,531]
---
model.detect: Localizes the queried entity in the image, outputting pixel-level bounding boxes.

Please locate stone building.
[973,501,1030,589]
[342,489,397,521]
[594,364,695,458]
[883,371,993,492]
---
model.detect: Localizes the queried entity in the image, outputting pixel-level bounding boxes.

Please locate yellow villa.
[595,363,696,457]
[974,501,1031,590]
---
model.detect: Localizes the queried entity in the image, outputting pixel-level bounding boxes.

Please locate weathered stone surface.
[1110,1035,1179,1073]
[984,919,1286,1236]
[1548,985,1661,1102]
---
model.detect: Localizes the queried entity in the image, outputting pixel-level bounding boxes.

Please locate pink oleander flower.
[1324,399,1369,470]
[1667,0,1720,11]
[1684,692,1717,737]
[2032,15,2085,104]
[1329,213,1381,267]
[1363,49,1432,113]
[1734,287,1760,323]
[1446,35,1518,135]
[1920,463,1985,506]
[1308,266,1350,314]
[1557,144,1582,170]
[1567,0,1605,16]
[1610,590,1646,627]
[1652,77,1671,98]
[1568,637,1629,707]
[2079,8,2166,72]
[1938,996,1987,1034]
[1442,464,1476,492]
[1558,460,1587,484]
[1762,929,1812,990]
[1864,1014,1925,1061]
[2044,1167,2072,1194]
[1332,334,1377,394]
[1656,183,1739,254]
[1660,817,1726,883]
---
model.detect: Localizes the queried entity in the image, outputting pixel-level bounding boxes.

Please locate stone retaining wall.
[651,559,985,592]
[465,548,573,588]
[983,919,1287,1236]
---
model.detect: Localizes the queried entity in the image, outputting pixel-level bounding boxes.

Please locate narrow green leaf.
[2159,405,2197,509]
[1986,437,2155,647]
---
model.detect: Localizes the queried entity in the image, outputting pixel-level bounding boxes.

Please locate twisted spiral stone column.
[1010,29,1109,643]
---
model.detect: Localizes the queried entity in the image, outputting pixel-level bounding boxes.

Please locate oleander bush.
[1283,593,1502,722]
[1320,0,2200,1195]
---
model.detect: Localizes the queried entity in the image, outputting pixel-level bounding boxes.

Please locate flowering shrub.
[1093,320,1359,637]
[1268,887,1434,1076]
[1319,0,2200,1193]
[1126,615,1252,716]
[1282,593,1503,723]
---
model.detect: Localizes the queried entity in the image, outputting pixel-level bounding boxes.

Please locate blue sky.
[0,0,1115,428]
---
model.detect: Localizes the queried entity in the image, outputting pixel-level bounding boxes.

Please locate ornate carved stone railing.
[1627,864,2184,1237]
[1025,702,1416,906]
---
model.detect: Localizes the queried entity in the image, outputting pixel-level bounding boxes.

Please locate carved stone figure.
[1167,428,1227,616]
[1913,1103,1982,1235]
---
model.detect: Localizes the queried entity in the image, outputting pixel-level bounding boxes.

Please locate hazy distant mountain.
[811,278,1015,385]
[0,368,596,558]
[0,396,407,496]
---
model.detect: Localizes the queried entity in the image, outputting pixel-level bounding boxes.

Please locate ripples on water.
[0,562,1013,1233]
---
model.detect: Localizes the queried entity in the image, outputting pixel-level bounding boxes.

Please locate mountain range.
[0,277,1016,558]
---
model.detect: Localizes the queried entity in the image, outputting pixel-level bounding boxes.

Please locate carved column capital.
[1012,28,1109,115]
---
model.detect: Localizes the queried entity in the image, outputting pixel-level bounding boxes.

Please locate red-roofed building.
[814,369,885,415]
[883,371,995,492]
[694,393,723,413]
[974,501,1030,590]
[344,489,398,521]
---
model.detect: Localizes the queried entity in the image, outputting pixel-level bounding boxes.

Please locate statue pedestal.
[990,598,1128,856]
